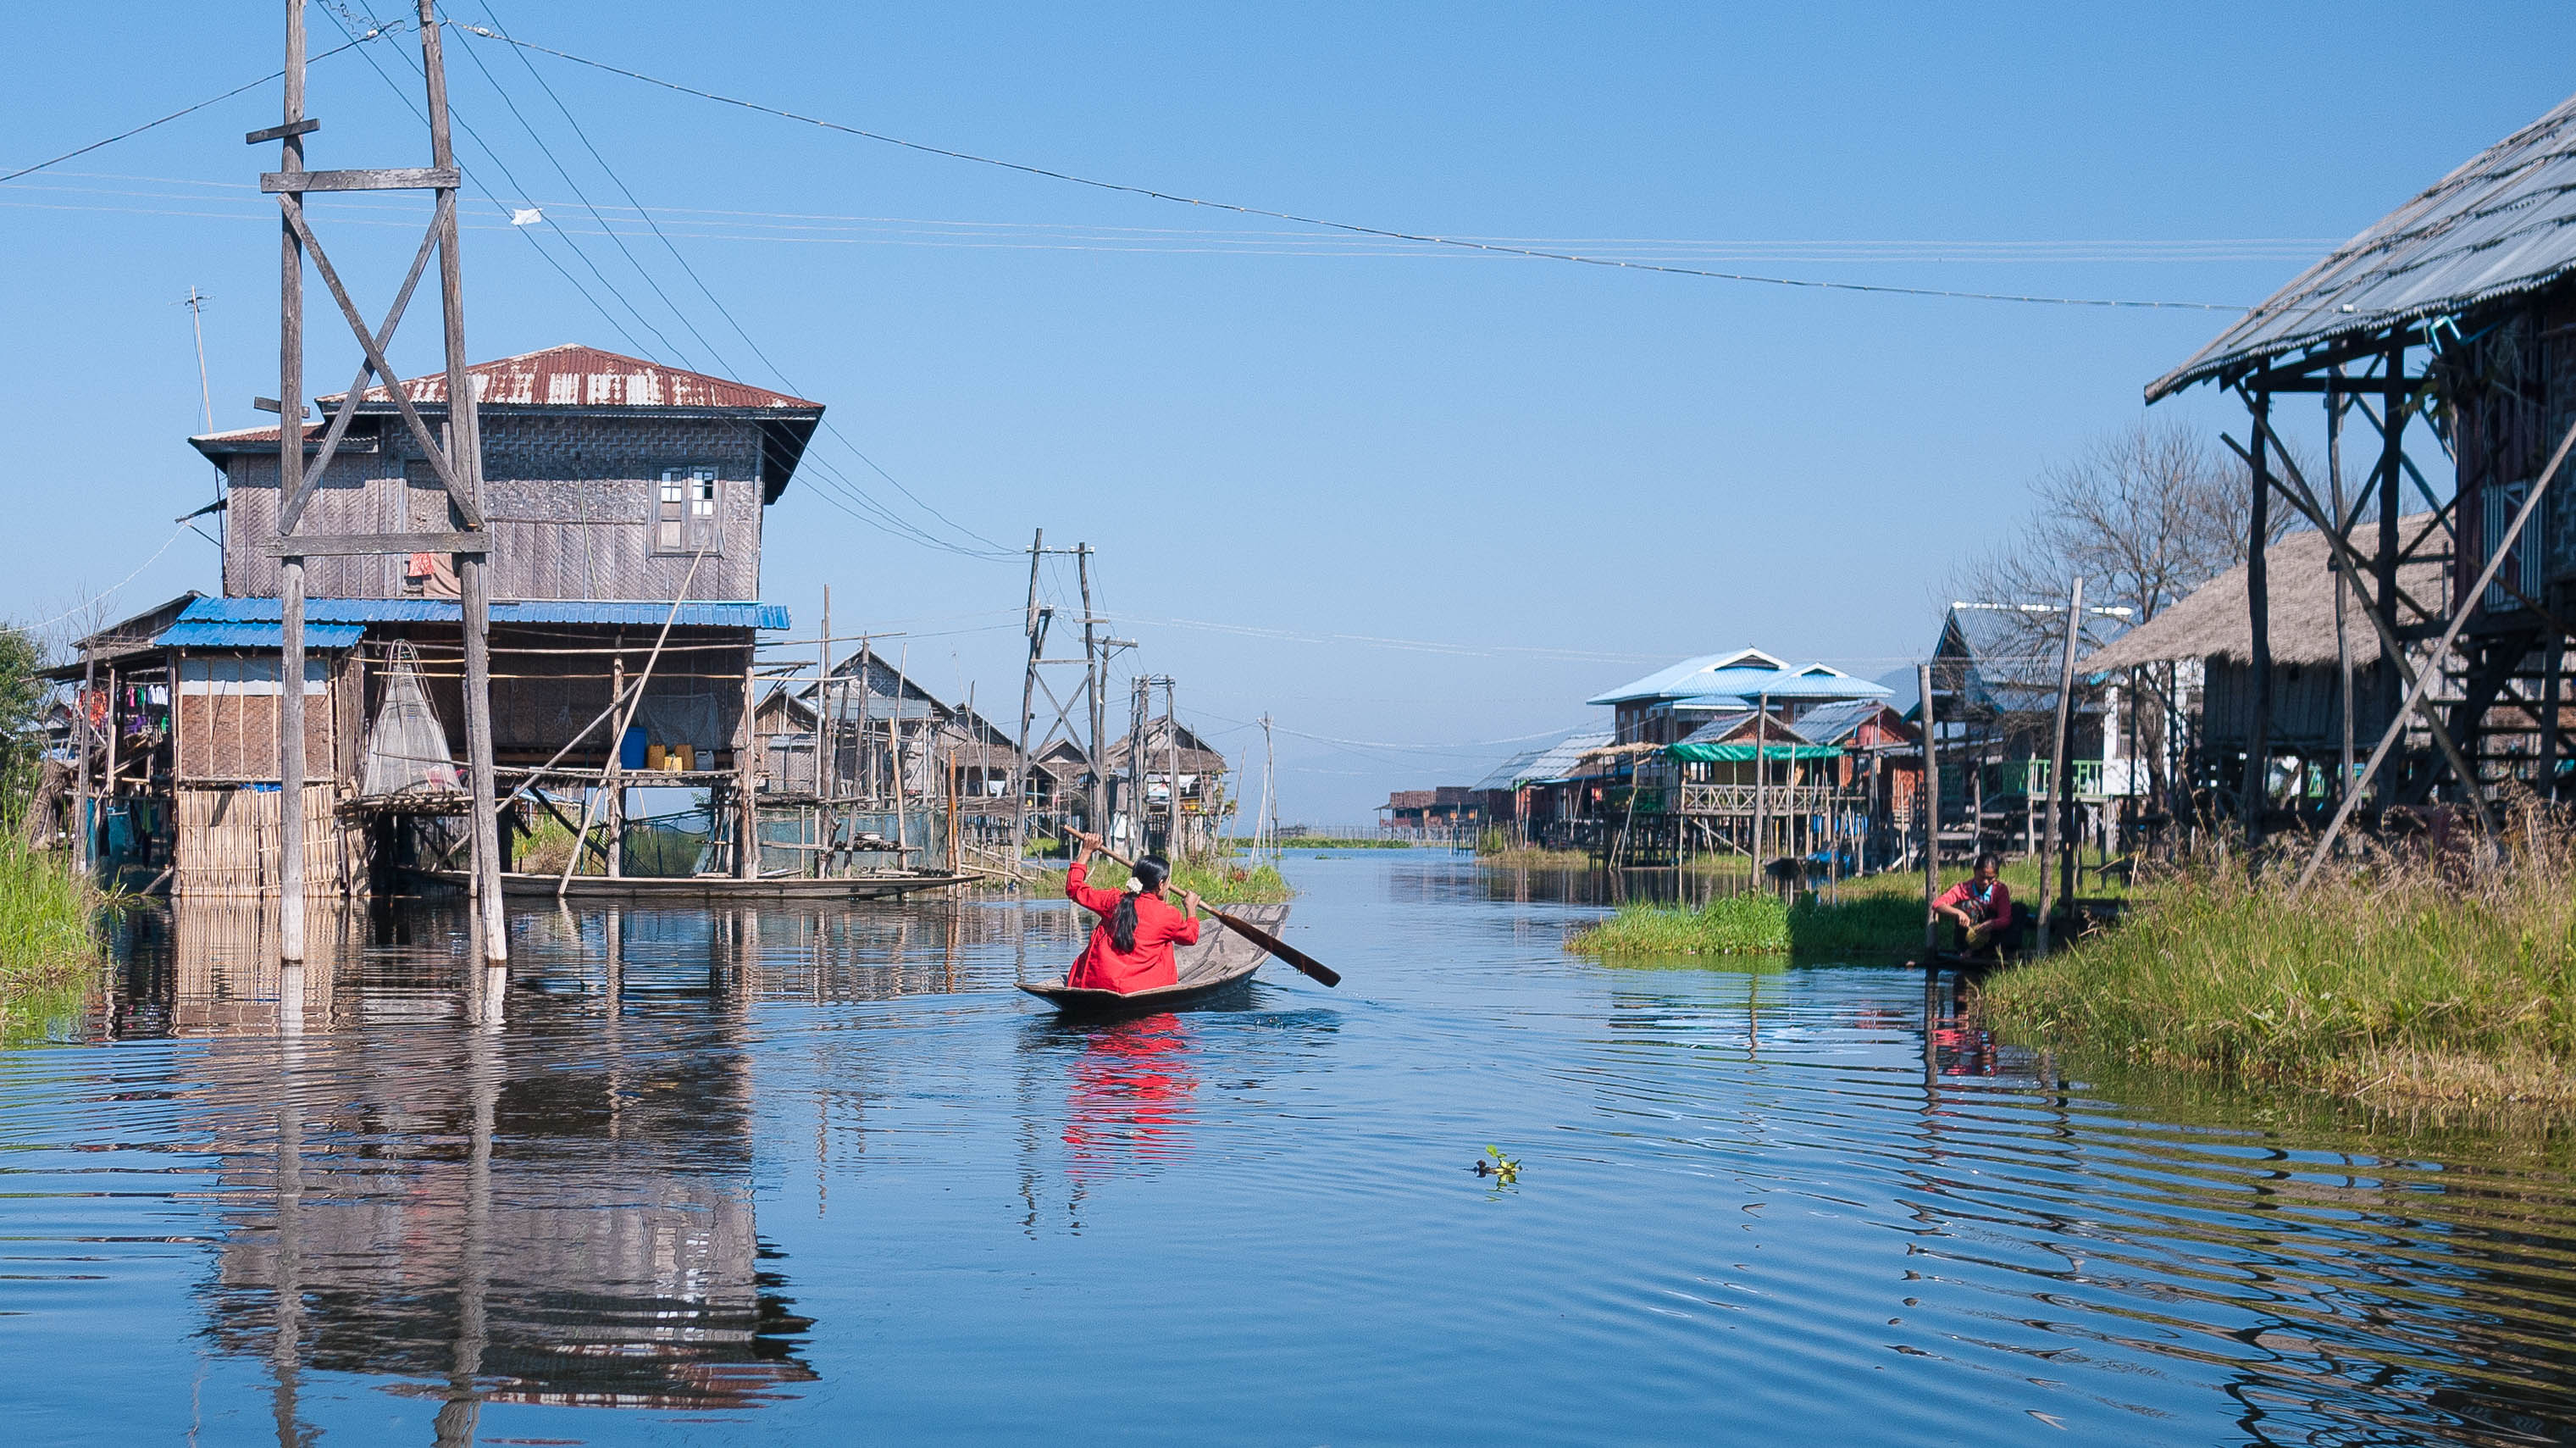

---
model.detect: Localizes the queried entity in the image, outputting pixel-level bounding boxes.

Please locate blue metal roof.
[1587,648,1892,707]
[169,596,790,630]
[157,620,365,650]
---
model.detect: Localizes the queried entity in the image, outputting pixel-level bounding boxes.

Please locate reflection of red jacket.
[1065,863,1199,992]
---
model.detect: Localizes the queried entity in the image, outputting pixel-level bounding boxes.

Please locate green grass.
[0,840,103,1022]
[1044,856,1295,905]
[1568,887,1929,957]
[1978,841,2576,1112]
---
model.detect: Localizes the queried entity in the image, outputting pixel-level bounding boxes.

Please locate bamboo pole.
[556,552,705,897]
[1752,691,1769,896]
[1919,663,1939,954]
[2036,578,2083,957]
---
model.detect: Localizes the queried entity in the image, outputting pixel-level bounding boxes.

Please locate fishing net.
[360,642,463,799]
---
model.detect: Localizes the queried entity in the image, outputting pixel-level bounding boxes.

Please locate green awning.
[1666,742,1845,763]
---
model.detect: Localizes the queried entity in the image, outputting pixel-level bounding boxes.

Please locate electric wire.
[457,3,1014,559]
[0,30,396,186]
[462,26,2248,312]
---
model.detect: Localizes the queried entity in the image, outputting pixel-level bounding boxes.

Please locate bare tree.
[1950,418,2280,628]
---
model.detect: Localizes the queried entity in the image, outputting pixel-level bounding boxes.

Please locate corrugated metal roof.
[1676,713,1812,747]
[2149,91,2576,401]
[1515,730,1615,783]
[1587,648,1892,707]
[156,621,365,650]
[329,344,823,412]
[171,596,790,630]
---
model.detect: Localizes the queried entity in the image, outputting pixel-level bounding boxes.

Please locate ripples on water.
[3,855,2574,1445]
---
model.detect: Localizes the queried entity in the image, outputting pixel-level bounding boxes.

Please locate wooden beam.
[278,205,486,530]
[261,530,481,557]
[244,118,320,145]
[279,196,449,534]
[262,166,459,192]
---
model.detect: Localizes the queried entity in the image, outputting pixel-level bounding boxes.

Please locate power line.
[462,25,2249,313]
[0,30,397,186]
[457,3,1015,559]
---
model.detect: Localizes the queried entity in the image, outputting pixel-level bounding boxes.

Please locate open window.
[655,466,723,556]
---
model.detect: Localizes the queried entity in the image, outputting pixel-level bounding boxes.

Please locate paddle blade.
[1211,909,1340,987]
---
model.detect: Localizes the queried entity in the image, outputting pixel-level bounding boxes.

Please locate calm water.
[6,853,2576,1445]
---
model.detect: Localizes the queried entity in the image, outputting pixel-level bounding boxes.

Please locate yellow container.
[668,745,694,772]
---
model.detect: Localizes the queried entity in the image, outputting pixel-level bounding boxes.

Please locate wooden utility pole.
[275,0,309,962]
[1080,546,1105,836]
[817,585,834,802]
[1163,678,1179,857]
[1919,663,1940,955]
[2036,577,2083,957]
[1011,529,1044,864]
[266,0,503,965]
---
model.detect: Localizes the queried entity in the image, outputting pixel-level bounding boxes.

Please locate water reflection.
[1060,1016,1201,1181]
[19,865,2576,1444]
[125,899,819,1430]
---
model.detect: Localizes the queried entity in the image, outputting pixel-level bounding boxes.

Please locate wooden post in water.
[1919,663,1940,955]
[2242,395,2273,841]
[736,639,758,879]
[1751,691,1769,898]
[2036,577,2084,957]
[274,0,308,962]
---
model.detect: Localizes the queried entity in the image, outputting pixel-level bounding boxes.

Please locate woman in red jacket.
[1062,830,1205,992]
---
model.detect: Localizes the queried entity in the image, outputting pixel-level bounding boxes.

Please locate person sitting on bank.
[1063,830,1205,993]
[1932,852,2026,957]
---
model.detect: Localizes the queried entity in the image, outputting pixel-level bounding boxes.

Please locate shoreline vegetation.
[1978,841,2576,1113]
[1038,855,1295,906]
[0,837,105,1033]
[1563,859,2088,958]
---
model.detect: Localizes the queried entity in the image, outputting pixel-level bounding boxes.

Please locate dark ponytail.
[1108,855,1170,953]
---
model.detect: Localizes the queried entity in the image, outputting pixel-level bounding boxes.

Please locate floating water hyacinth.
[1473,1146,1521,1185]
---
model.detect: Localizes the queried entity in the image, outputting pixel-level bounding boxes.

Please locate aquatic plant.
[1474,1146,1521,1184]
[1045,857,1294,905]
[1978,832,2576,1112]
[0,837,104,1001]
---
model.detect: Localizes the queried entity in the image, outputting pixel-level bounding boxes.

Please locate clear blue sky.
[5,3,2571,818]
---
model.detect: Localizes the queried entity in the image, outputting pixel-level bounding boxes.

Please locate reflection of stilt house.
[87,346,819,893]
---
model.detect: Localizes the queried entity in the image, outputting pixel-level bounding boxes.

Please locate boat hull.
[1019,902,1290,1014]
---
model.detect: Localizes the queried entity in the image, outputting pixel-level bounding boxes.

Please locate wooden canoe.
[1019,902,1289,1015]
[406,868,974,901]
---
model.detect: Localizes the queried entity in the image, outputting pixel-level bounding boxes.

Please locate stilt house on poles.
[2148,91,2576,836]
[128,345,815,896]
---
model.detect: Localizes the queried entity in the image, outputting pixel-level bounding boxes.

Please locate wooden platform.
[406,868,973,901]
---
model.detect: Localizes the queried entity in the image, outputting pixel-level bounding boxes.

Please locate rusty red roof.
[325,343,823,411]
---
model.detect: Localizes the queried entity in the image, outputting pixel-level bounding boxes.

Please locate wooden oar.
[1070,837,1340,988]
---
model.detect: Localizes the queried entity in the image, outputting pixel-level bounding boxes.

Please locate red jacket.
[1934,877,2012,927]
[1065,862,1200,992]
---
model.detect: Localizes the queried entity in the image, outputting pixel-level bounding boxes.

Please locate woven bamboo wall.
[174,785,365,897]
[175,653,339,783]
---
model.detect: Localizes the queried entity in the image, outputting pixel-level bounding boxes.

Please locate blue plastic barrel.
[620,725,649,770]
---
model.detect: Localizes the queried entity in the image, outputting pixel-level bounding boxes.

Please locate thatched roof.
[2080,519,2443,673]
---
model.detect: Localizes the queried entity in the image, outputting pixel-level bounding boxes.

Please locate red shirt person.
[1062,832,1204,993]
[1931,852,2021,953]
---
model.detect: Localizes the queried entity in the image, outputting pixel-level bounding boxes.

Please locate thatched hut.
[2081,520,2443,759]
